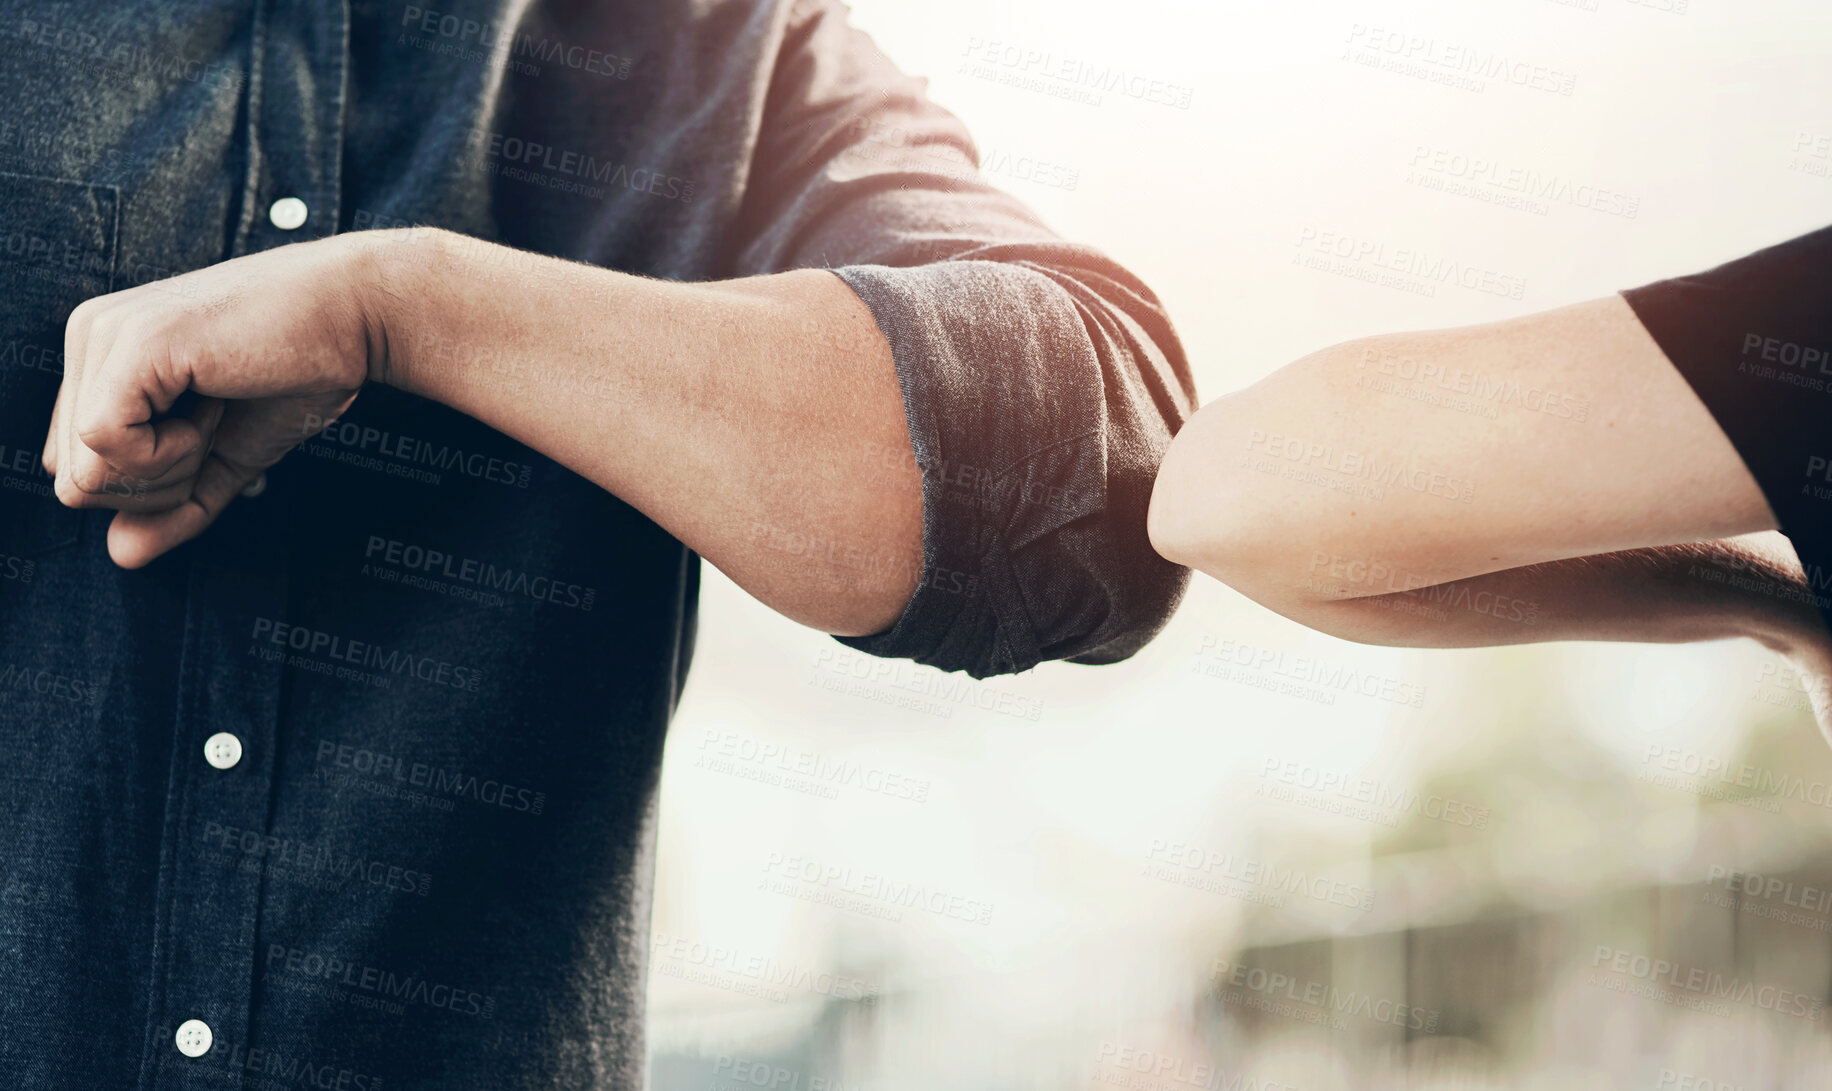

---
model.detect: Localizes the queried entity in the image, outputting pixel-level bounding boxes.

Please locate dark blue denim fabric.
[0,1,1192,1087]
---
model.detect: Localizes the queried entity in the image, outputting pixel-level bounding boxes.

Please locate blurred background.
[648,0,1832,1087]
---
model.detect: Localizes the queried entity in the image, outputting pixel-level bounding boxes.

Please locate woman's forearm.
[1274,534,1825,654]
[1149,295,1777,619]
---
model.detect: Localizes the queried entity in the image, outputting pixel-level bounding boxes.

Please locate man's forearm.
[362,228,922,637]
[47,220,1184,666]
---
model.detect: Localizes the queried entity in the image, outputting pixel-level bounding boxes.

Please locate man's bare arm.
[43,229,920,637]
[371,231,923,638]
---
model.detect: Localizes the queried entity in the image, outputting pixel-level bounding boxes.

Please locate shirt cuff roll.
[827,260,1144,679]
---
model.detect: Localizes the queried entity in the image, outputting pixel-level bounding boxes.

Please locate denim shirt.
[0,1,1193,1087]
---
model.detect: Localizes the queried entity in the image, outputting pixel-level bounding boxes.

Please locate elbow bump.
[1017,492,1193,671]
[1148,415,1323,605]
[1148,417,1259,576]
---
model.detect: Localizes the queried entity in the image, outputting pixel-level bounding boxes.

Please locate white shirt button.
[174,1019,213,1058]
[240,472,267,498]
[203,732,243,770]
[268,196,308,231]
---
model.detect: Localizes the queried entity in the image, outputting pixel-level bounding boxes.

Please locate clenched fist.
[43,235,386,568]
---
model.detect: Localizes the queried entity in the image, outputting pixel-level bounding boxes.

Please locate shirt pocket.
[0,171,119,557]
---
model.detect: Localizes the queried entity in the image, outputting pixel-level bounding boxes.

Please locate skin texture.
[42,227,921,638]
[1148,295,1832,739]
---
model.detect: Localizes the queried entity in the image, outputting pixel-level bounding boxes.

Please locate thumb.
[106,451,265,568]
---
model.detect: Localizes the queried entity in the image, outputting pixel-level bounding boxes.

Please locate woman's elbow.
[1147,392,1313,604]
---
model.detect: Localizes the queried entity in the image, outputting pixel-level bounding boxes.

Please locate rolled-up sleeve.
[728,0,1197,678]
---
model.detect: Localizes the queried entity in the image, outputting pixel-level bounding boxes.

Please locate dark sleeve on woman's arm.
[1621,224,1832,627]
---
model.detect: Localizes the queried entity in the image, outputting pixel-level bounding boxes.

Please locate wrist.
[345,225,450,392]
[1747,601,1830,668]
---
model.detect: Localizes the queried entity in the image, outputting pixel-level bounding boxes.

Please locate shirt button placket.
[155,541,286,1085]
[151,8,343,1082]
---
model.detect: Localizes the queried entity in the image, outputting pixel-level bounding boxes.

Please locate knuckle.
[72,408,113,451]
[80,299,134,349]
[103,309,152,349]
[67,458,110,495]
[66,295,106,329]
[95,303,168,354]
[52,475,90,509]
[119,314,183,377]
